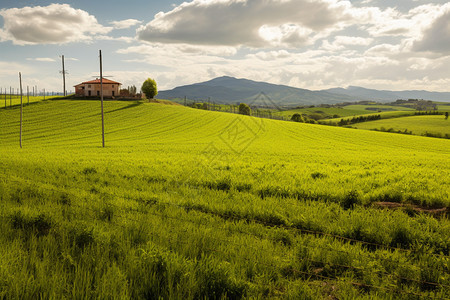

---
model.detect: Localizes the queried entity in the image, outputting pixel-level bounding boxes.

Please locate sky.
[0,0,449,93]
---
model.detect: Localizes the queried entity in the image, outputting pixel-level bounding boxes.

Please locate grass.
[273,106,370,120]
[353,115,450,137]
[326,110,417,123]
[0,94,60,107]
[0,99,449,299]
[342,104,415,112]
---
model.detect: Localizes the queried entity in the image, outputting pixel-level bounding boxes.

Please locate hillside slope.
[0,100,449,299]
[157,76,357,105]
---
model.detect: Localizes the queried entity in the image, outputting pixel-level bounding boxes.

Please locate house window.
[112,85,114,88]
[97,91,100,96]
[88,85,91,88]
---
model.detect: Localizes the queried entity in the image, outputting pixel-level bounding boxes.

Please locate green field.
[327,110,417,123]
[0,100,449,299]
[0,94,59,107]
[354,115,450,137]
[273,104,417,121]
[342,105,416,112]
[273,106,370,119]
[437,104,450,112]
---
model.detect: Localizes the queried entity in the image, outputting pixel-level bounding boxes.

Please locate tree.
[238,103,251,116]
[141,78,158,99]
[445,112,449,120]
[291,113,304,122]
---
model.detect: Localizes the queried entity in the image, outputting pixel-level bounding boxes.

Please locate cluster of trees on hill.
[119,85,138,97]
[414,111,442,115]
[394,99,437,111]
[338,115,382,126]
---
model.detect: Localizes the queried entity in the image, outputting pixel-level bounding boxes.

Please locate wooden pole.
[43,88,46,100]
[27,86,29,105]
[62,55,66,96]
[10,87,12,107]
[19,73,23,148]
[4,88,6,108]
[100,50,105,148]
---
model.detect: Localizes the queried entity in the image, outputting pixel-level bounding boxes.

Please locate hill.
[323,86,450,102]
[0,100,449,299]
[353,115,450,137]
[157,76,357,105]
[157,76,450,105]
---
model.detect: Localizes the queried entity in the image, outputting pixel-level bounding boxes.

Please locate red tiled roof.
[81,78,121,84]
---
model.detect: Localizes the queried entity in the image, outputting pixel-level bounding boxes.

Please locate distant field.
[342,104,415,112]
[274,106,370,119]
[0,94,59,107]
[354,115,450,136]
[437,104,450,111]
[327,110,416,123]
[0,99,449,299]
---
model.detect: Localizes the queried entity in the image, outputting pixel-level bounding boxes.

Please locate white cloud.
[0,61,35,77]
[334,36,373,46]
[413,4,450,54]
[0,4,112,45]
[137,0,355,48]
[110,19,142,29]
[118,43,237,58]
[27,58,56,62]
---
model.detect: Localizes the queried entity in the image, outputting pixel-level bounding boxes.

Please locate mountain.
[157,76,450,105]
[157,76,357,106]
[322,86,450,102]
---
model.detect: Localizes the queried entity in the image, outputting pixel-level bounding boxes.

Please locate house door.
[88,91,91,96]
[112,91,115,97]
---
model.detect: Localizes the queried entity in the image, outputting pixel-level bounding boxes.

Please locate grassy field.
[0,94,59,107]
[342,104,416,112]
[326,110,417,123]
[437,104,450,112]
[353,115,450,137]
[0,99,449,299]
[273,106,370,119]
[273,104,417,121]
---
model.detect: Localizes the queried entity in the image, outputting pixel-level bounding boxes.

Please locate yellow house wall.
[84,83,120,97]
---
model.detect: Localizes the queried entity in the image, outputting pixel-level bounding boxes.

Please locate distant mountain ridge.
[157,76,450,105]
[323,86,450,102]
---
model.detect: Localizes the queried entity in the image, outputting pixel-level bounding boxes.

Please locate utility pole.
[19,73,23,148]
[10,87,12,107]
[100,50,105,148]
[61,55,67,96]
[27,86,29,105]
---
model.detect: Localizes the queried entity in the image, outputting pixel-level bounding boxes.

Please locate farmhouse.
[74,78,121,97]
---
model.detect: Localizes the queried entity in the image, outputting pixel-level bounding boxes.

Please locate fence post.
[19,72,23,148]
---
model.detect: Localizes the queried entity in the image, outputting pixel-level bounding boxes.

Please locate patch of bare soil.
[374,202,448,216]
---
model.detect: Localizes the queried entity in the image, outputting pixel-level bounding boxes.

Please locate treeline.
[414,111,442,115]
[337,114,381,126]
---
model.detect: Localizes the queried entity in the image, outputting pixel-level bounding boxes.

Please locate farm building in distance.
[74,78,121,97]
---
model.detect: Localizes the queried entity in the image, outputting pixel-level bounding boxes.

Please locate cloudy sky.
[0,0,449,93]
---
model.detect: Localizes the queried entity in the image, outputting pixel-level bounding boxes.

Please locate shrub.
[291,113,304,122]
[141,78,158,99]
[238,103,251,116]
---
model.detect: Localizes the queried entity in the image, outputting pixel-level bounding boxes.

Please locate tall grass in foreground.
[0,100,449,298]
